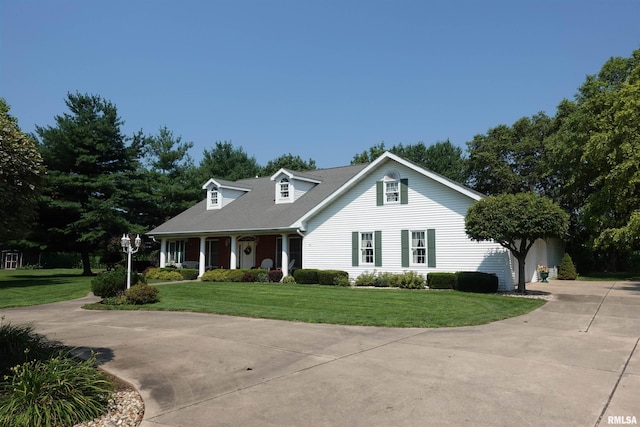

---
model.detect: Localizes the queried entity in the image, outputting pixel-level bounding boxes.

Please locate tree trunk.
[81,250,93,276]
[517,255,526,294]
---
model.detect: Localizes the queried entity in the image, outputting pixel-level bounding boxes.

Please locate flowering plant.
[537,265,549,274]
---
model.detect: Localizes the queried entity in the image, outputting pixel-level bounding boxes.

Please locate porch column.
[159,239,167,268]
[281,234,289,277]
[229,236,237,269]
[198,237,206,277]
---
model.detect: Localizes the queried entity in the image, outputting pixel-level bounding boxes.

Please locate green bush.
[146,267,189,281]
[256,272,270,283]
[427,272,456,289]
[454,272,499,293]
[557,253,578,280]
[333,275,351,287]
[124,283,160,305]
[201,269,229,282]
[294,269,319,284]
[91,268,142,298]
[396,271,425,289]
[226,269,249,282]
[0,322,62,379]
[318,270,349,286]
[0,354,114,427]
[375,271,398,287]
[178,268,199,280]
[354,271,377,287]
[281,275,296,284]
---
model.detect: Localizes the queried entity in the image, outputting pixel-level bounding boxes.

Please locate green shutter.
[352,232,359,266]
[401,230,409,268]
[376,181,383,206]
[427,229,436,268]
[400,178,408,204]
[374,231,382,267]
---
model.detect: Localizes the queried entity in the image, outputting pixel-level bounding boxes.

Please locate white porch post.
[230,236,237,269]
[281,234,289,277]
[198,237,206,277]
[159,239,167,268]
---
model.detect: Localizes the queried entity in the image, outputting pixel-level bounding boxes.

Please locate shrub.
[91,268,142,298]
[269,269,283,283]
[0,322,62,378]
[333,275,351,287]
[201,269,229,282]
[226,269,249,282]
[0,354,114,427]
[354,271,377,287]
[294,269,319,284]
[557,253,578,280]
[281,275,296,284]
[124,283,160,305]
[427,272,456,289]
[242,272,257,282]
[146,268,188,281]
[396,271,426,289]
[318,270,349,286]
[454,271,499,293]
[256,272,270,283]
[178,268,199,280]
[375,271,397,287]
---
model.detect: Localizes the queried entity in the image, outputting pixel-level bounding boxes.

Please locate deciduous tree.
[0,99,45,242]
[465,192,569,293]
[261,153,316,176]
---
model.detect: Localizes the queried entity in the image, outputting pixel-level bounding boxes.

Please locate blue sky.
[2,0,639,168]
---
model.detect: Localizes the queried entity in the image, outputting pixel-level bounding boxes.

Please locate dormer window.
[376,170,408,206]
[210,187,219,207]
[279,178,290,200]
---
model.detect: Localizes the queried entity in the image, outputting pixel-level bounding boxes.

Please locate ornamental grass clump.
[0,321,62,378]
[0,354,114,427]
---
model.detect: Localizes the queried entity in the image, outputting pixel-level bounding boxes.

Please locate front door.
[238,241,256,269]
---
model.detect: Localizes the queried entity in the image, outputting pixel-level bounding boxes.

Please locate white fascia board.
[201,178,251,192]
[270,168,321,184]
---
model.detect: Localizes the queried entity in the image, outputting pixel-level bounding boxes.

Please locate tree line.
[1,48,638,274]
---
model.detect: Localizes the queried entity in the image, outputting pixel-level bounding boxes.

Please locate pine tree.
[557,253,578,280]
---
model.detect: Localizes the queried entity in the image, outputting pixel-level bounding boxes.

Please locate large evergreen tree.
[36,93,142,275]
[196,141,261,182]
[261,153,317,176]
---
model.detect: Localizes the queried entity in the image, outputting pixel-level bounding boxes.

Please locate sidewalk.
[2,280,638,426]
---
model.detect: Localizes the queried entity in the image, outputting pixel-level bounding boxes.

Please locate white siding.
[293,179,316,201]
[303,159,515,290]
[221,188,246,208]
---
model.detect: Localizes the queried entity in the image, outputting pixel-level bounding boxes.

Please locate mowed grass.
[85,282,546,328]
[0,269,93,309]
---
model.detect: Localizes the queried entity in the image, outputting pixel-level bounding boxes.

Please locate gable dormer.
[270,169,322,204]
[202,179,251,210]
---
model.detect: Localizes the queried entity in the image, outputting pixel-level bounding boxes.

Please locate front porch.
[158,233,303,278]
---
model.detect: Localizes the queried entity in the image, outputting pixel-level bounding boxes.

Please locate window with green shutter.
[402,229,435,268]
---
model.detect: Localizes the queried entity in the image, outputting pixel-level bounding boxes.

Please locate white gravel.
[73,389,144,427]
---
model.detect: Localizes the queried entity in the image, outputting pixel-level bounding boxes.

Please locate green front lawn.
[0,269,93,309]
[85,282,545,328]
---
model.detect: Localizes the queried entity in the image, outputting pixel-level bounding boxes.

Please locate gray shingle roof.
[148,163,368,236]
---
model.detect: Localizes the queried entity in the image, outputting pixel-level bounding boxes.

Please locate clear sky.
[2,0,639,168]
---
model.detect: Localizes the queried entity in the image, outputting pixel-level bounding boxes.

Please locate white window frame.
[385,180,399,203]
[210,188,219,206]
[360,232,374,265]
[279,178,290,200]
[411,230,426,265]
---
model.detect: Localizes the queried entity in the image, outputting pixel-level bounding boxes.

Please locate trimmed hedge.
[269,269,283,283]
[454,272,498,293]
[178,268,199,280]
[201,269,229,282]
[317,270,349,286]
[557,253,577,280]
[427,272,456,289]
[294,269,320,284]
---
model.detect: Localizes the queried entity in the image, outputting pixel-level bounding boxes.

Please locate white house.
[148,152,562,290]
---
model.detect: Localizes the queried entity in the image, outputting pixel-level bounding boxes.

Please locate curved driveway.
[2,280,639,427]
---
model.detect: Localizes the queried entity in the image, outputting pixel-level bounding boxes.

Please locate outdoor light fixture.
[121,234,142,289]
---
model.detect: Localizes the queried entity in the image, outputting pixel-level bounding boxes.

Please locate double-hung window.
[361,232,374,264]
[279,178,290,200]
[411,231,426,265]
[385,181,399,203]
[210,188,219,206]
[167,240,186,266]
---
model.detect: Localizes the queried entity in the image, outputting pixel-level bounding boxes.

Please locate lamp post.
[121,234,142,289]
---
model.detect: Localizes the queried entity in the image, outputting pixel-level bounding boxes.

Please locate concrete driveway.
[2,280,639,427]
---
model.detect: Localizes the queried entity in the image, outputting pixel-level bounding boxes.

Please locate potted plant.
[537,265,549,283]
